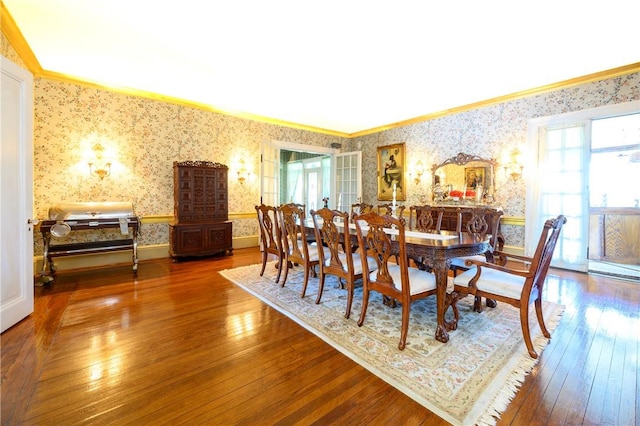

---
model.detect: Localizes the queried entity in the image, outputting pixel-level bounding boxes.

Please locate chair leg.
[473,296,483,312]
[344,278,353,319]
[300,265,311,298]
[280,258,290,287]
[398,302,410,350]
[315,272,326,304]
[535,297,551,338]
[520,303,538,359]
[274,256,283,283]
[357,287,370,327]
[259,252,267,276]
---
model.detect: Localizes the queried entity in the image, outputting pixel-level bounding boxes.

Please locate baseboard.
[33,236,260,274]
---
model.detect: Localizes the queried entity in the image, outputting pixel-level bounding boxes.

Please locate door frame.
[1,55,34,332]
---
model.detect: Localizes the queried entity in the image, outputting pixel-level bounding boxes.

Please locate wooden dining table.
[305,218,490,344]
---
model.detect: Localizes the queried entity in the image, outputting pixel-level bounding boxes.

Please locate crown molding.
[3,1,638,140]
[349,62,640,138]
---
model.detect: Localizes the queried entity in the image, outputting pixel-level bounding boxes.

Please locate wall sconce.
[237,160,250,184]
[88,143,112,180]
[412,160,425,184]
[503,147,524,180]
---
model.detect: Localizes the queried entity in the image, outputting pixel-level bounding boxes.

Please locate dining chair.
[449,207,505,309]
[406,205,444,270]
[310,207,376,318]
[353,211,442,350]
[377,203,406,218]
[452,215,566,358]
[255,204,284,283]
[408,205,444,232]
[449,206,505,276]
[351,202,373,215]
[278,203,323,297]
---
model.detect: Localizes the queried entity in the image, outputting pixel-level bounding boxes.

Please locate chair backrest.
[408,205,444,232]
[278,203,310,263]
[528,215,567,293]
[311,207,354,273]
[353,211,408,292]
[255,204,281,254]
[281,202,307,220]
[376,203,406,218]
[457,207,504,250]
[351,202,373,216]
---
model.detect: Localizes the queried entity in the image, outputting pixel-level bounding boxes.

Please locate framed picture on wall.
[464,166,486,189]
[377,143,406,201]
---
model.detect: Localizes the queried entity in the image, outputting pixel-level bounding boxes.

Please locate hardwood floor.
[2,247,638,425]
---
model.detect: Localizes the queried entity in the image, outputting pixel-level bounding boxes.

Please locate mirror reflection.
[432,153,497,204]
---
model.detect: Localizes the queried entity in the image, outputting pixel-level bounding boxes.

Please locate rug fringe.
[475,304,565,426]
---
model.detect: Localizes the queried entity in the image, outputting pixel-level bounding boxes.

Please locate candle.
[392,182,397,204]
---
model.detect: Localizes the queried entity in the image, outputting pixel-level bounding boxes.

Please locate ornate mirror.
[431,152,497,203]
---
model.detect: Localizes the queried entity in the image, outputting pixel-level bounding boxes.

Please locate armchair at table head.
[453,215,566,358]
[255,204,284,283]
[310,207,376,318]
[352,211,440,350]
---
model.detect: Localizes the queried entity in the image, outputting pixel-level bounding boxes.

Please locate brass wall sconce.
[503,147,524,180]
[412,160,425,184]
[88,143,112,180]
[237,160,250,184]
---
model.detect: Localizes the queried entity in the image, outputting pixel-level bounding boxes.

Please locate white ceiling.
[4,0,639,135]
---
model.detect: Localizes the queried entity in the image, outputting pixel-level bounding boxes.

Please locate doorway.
[527,101,640,281]
[588,113,640,280]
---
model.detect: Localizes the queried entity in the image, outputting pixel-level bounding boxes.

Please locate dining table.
[305,217,491,344]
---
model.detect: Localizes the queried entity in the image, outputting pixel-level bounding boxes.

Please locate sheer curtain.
[286,161,303,204]
[526,122,589,271]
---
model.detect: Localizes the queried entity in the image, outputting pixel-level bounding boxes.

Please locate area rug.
[220,262,564,426]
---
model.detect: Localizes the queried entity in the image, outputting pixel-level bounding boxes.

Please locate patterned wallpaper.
[352,73,640,246]
[31,78,348,248]
[3,31,639,251]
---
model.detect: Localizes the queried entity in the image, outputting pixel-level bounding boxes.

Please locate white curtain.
[286,161,303,204]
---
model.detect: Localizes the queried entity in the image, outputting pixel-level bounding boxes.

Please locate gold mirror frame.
[431,152,497,203]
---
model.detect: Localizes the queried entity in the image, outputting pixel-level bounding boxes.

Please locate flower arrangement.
[449,189,476,198]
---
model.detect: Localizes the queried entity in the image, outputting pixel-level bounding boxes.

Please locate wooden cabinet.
[170,161,233,259]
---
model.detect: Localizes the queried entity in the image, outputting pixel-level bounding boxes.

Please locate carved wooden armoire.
[169,160,233,259]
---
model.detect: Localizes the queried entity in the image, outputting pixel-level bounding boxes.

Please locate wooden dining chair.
[351,202,373,215]
[408,205,444,232]
[406,205,444,270]
[278,203,323,297]
[452,215,567,358]
[353,211,441,350]
[310,207,376,318]
[449,206,505,277]
[255,204,284,283]
[377,203,406,218]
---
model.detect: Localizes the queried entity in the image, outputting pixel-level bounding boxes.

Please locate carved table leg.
[433,260,451,343]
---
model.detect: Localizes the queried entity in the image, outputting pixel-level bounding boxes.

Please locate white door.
[260,141,280,206]
[1,56,34,333]
[334,151,362,212]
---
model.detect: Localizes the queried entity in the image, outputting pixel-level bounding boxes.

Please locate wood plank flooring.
[2,247,638,425]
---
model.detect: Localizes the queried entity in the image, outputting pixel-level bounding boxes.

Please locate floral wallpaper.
[3,30,640,253]
[352,72,640,247]
[31,79,348,249]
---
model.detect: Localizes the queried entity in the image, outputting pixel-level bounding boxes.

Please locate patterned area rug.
[220,262,564,426]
